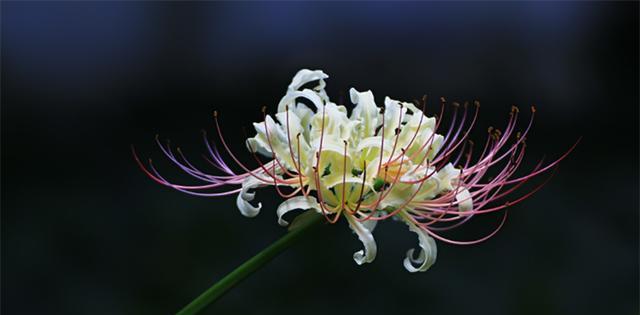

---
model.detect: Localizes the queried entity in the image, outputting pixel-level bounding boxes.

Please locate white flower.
[138,69,575,272]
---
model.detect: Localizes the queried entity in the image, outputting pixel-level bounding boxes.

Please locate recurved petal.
[236,176,265,218]
[288,69,329,92]
[346,213,377,265]
[455,188,473,212]
[349,88,380,138]
[276,196,321,226]
[437,163,462,192]
[277,89,325,113]
[402,217,438,272]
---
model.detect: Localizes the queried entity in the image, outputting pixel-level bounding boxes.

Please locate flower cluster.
[135,69,575,272]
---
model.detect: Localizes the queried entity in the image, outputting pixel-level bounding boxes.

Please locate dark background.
[2,2,638,315]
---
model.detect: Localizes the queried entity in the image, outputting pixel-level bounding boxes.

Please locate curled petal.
[349,88,380,138]
[288,69,328,92]
[456,188,473,212]
[362,219,378,232]
[345,214,377,265]
[276,196,321,226]
[277,89,326,113]
[402,218,438,272]
[236,176,264,218]
[437,163,462,191]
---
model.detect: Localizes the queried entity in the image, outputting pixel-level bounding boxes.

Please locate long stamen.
[261,107,297,178]
[213,111,272,184]
[348,161,367,215]
[340,140,349,214]
[376,107,386,174]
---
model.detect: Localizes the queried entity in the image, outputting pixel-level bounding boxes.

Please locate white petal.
[236,176,264,218]
[277,89,325,113]
[455,188,473,212]
[288,69,328,92]
[402,219,438,272]
[346,214,377,265]
[309,102,358,145]
[358,212,382,232]
[276,196,321,226]
[362,219,378,232]
[383,97,408,138]
[349,88,380,138]
[436,163,461,191]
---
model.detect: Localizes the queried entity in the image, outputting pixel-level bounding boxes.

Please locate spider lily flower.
[134,69,576,273]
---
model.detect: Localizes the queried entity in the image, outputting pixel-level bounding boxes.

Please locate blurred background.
[2,2,638,315]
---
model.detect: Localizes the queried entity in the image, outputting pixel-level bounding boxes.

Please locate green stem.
[176,212,324,315]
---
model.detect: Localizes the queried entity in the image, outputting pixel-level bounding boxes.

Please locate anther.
[261,106,267,113]
[463,101,469,108]
[474,100,480,107]
[440,97,446,103]
[488,126,494,133]
[531,105,537,113]
[213,110,218,118]
[511,105,520,113]
[452,102,460,108]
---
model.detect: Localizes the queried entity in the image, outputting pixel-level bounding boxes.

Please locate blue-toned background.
[2,2,638,315]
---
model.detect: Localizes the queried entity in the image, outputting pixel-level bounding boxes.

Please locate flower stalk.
[176,212,324,315]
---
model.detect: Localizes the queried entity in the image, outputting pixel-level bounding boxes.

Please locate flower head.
[134,69,576,272]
